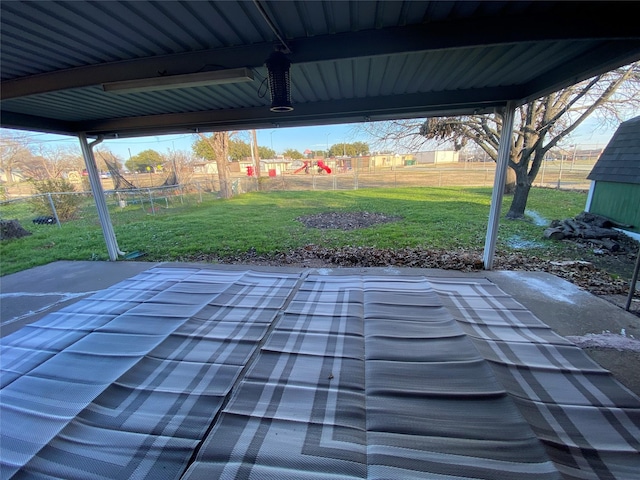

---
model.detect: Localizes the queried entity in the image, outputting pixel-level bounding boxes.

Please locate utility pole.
[171,141,179,184]
[251,129,261,180]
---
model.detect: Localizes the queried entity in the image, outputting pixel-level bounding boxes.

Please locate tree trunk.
[198,132,232,199]
[504,166,516,194]
[505,166,531,219]
[215,157,232,199]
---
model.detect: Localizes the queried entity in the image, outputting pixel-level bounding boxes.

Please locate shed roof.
[587,116,640,184]
[2,1,640,138]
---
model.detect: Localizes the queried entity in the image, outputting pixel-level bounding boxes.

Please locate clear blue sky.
[2,123,364,160]
[2,118,620,161]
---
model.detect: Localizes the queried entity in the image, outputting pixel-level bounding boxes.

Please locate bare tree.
[22,144,82,179]
[166,148,199,184]
[364,63,640,219]
[361,120,438,153]
[94,147,124,172]
[0,130,33,183]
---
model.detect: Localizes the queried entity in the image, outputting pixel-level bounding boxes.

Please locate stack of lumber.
[544,212,633,252]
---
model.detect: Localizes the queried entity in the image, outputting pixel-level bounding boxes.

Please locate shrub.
[29,178,84,221]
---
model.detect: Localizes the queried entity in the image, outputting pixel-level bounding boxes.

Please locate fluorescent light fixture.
[102,68,254,94]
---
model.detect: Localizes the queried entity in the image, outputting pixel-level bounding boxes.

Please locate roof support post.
[483,101,516,270]
[78,133,123,261]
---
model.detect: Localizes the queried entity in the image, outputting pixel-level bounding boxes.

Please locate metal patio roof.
[2,1,640,139]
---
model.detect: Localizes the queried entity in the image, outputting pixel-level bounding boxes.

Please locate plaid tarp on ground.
[431,277,640,480]
[182,274,559,480]
[0,268,300,479]
[2,267,639,479]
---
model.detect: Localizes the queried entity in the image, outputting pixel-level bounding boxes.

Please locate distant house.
[586,116,640,237]
[0,168,26,183]
[414,150,459,164]
[238,158,291,176]
[192,161,218,174]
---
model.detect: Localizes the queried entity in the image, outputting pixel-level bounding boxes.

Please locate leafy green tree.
[125,149,163,173]
[328,142,370,157]
[352,142,370,155]
[228,138,251,161]
[283,149,304,159]
[258,146,275,159]
[192,137,214,159]
[198,136,268,162]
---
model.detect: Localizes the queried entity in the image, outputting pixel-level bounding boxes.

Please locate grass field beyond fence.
[1,187,588,276]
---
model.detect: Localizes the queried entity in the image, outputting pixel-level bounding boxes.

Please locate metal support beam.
[77,89,510,138]
[625,251,640,312]
[78,133,124,261]
[483,101,516,270]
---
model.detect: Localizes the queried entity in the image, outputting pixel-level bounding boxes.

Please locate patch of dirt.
[555,233,640,280]
[184,211,640,315]
[296,211,402,230]
[0,219,32,240]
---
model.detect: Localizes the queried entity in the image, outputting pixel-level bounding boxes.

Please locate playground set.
[245,160,332,177]
[293,160,332,175]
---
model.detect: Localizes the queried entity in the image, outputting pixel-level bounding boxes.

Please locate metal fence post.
[47,193,62,228]
[626,252,640,312]
[148,189,155,214]
[557,155,564,189]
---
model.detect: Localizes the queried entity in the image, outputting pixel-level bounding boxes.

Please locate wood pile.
[544,212,633,252]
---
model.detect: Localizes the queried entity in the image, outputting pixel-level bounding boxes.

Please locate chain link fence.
[0,182,219,236]
[236,159,595,193]
[1,160,596,237]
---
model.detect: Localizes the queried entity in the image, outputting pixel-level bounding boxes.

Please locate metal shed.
[587,116,640,236]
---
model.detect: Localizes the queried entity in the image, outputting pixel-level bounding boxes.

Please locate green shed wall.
[590,181,640,233]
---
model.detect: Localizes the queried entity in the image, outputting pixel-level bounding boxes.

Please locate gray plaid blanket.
[1,267,638,479]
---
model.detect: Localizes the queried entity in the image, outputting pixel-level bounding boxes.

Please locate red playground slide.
[293,161,309,174]
[317,160,332,174]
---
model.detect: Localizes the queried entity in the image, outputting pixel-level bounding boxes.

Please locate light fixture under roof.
[102,68,254,94]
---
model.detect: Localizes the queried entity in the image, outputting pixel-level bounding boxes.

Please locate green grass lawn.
[0,187,587,276]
